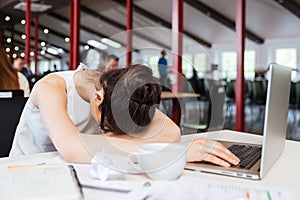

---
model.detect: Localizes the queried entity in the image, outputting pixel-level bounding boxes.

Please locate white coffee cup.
[128,143,186,181]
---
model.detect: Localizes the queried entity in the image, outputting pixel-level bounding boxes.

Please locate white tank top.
[9,70,101,157]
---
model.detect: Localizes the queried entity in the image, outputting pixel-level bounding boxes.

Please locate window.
[275,48,297,68]
[221,50,256,80]
[275,48,297,80]
[221,51,237,80]
[244,50,256,79]
[148,56,160,78]
[182,54,193,78]
[50,59,61,71]
[37,60,50,74]
[194,53,206,76]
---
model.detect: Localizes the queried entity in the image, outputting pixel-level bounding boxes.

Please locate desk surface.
[0,130,298,199]
[160,91,200,99]
[182,130,300,198]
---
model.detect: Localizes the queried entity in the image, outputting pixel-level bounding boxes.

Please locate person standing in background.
[158,50,170,90]
[13,57,33,77]
[205,64,223,81]
[0,47,30,97]
[104,54,119,72]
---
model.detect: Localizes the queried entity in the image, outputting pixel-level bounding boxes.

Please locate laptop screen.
[260,63,291,178]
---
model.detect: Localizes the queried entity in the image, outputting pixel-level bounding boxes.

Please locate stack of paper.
[0,165,83,200]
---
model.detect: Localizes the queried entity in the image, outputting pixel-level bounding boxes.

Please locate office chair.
[181,84,226,134]
[0,90,24,98]
[251,80,268,123]
[27,74,43,91]
[289,81,300,126]
[0,97,28,157]
[225,80,235,124]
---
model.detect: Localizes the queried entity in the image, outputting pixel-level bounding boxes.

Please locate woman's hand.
[185,138,240,167]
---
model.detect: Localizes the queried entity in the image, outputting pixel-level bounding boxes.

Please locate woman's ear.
[92,89,104,124]
[94,89,104,106]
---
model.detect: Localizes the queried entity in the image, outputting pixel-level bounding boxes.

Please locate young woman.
[10,64,239,167]
[0,46,30,97]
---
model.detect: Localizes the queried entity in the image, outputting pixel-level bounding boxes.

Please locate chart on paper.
[145,176,295,200]
[200,182,291,200]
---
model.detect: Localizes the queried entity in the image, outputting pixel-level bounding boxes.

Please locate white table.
[160,91,200,124]
[181,130,300,198]
[1,130,299,199]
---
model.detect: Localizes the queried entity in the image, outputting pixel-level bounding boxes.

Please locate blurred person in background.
[158,50,171,90]
[104,54,119,71]
[13,57,33,77]
[0,46,30,97]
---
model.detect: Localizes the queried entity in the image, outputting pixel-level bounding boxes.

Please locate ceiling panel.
[246,0,300,39]
[2,0,300,61]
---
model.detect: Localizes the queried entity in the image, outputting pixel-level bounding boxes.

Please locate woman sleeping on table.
[9,64,239,167]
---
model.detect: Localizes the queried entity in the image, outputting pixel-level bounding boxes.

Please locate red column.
[172,0,183,93]
[72,0,80,70]
[235,0,246,131]
[10,24,14,60]
[171,0,183,124]
[25,0,31,66]
[126,0,132,66]
[34,15,39,75]
[69,1,74,70]
[0,13,3,46]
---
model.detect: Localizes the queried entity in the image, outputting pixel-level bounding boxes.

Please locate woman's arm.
[119,108,181,143]
[31,74,95,162]
[81,133,240,167]
[31,74,177,162]
[31,74,237,166]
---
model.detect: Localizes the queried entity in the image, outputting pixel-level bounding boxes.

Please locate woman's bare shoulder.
[33,73,66,92]
[30,73,67,107]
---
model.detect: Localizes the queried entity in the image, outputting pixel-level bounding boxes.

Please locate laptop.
[185,63,292,180]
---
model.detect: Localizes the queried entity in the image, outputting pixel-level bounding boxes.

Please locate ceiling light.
[43,29,49,34]
[40,50,45,55]
[65,37,70,43]
[21,19,26,25]
[5,16,10,21]
[21,34,26,39]
[87,39,108,50]
[12,54,17,58]
[14,46,19,51]
[14,2,52,12]
[5,48,10,53]
[20,52,25,57]
[84,45,90,50]
[58,48,64,54]
[41,42,46,46]
[30,51,34,56]
[101,38,121,48]
[6,38,11,43]
[47,47,59,55]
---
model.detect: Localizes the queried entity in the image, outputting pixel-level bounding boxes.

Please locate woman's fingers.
[188,138,240,166]
[200,153,231,167]
[202,141,240,165]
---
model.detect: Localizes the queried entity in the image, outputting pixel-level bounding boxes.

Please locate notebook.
[0,164,83,200]
[185,63,292,180]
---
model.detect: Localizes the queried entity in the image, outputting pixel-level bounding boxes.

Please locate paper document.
[131,176,294,200]
[0,165,83,200]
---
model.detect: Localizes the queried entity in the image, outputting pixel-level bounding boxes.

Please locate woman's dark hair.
[100,64,162,134]
[0,46,20,90]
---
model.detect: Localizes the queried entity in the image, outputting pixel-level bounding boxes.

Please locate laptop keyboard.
[228,144,262,170]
